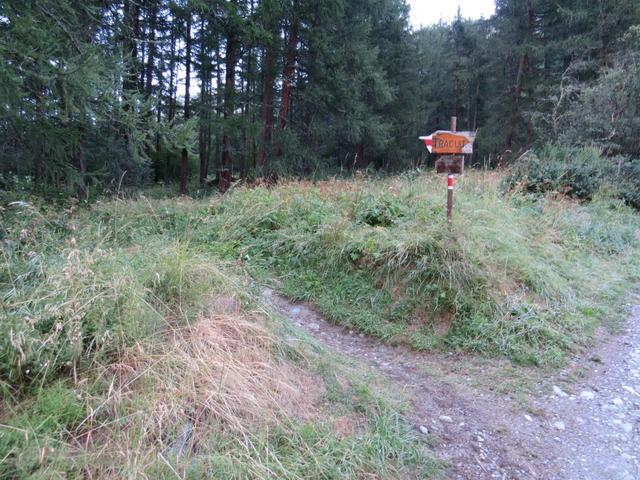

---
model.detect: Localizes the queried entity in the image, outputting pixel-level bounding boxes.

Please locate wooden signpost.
[419,117,476,222]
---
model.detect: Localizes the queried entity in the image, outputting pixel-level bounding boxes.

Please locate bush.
[619,159,640,209]
[502,145,615,200]
[355,195,405,227]
[503,145,640,211]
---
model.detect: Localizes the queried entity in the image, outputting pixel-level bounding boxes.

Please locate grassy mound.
[200,172,640,365]
[0,195,441,479]
[1,170,638,477]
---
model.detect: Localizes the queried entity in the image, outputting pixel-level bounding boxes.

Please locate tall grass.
[1,170,638,478]
[199,172,640,365]
[1,200,222,395]
[4,172,638,374]
[0,193,442,479]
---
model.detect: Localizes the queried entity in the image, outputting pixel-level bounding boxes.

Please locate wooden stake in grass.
[422,116,476,223]
[447,116,456,223]
[447,174,454,223]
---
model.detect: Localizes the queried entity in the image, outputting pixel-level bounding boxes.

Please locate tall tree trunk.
[241,0,256,177]
[122,0,140,94]
[122,0,140,150]
[168,25,177,123]
[144,0,159,177]
[180,13,192,196]
[472,78,480,131]
[199,19,209,186]
[139,32,146,90]
[179,147,188,195]
[165,26,177,185]
[258,44,275,167]
[220,3,240,192]
[32,85,44,186]
[276,1,299,157]
[184,15,192,119]
[145,0,158,98]
[76,142,87,200]
[355,142,366,168]
[214,43,222,182]
[506,1,533,151]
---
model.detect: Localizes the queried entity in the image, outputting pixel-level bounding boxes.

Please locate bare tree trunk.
[139,29,146,90]
[199,19,209,186]
[76,145,87,200]
[167,25,178,122]
[145,0,158,97]
[355,142,366,168]
[258,45,275,167]
[179,147,188,195]
[220,2,240,192]
[180,13,192,196]
[165,26,177,185]
[276,0,299,157]
[184,15,192,119]
[506,1,533,151]
[472,78,480,131]
[214,43,222,182]
[33,88,44,186]
[122,0,140,93]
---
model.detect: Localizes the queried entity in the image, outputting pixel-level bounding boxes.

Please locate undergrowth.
[502,144,640,208]
[0,193,442,479]
[198,173,639,366]
[1,169,638,478]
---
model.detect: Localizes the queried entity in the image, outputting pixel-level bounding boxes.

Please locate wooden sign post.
[445,117,456,222]
[419,117,476,222]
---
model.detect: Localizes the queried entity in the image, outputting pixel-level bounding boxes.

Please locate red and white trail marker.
[419,135,433,153]
[419,117,477,222]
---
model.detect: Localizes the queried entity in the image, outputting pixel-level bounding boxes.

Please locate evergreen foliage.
[1,0,639,191]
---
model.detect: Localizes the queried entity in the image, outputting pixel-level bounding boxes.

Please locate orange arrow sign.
[432,132,474,154]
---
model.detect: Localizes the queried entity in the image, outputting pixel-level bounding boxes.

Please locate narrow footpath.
[265,289,640,480]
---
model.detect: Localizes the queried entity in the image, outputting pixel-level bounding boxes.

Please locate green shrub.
[502,145,615,200]
[355,195,405,227]
[619,159,640,209]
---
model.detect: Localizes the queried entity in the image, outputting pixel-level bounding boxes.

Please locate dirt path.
[264,289,640,480]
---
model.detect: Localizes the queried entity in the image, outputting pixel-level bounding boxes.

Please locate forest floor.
[266,289,640,480]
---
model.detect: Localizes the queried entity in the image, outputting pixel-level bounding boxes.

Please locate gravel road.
[265,289,640,480]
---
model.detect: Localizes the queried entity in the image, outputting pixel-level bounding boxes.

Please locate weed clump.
[355,195,405,227]
[0,381,86,478]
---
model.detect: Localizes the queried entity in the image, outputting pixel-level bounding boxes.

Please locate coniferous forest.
[4,2,640,478]
[1,0,639,196]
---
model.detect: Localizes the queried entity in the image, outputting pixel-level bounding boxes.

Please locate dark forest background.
[1,0,639,196]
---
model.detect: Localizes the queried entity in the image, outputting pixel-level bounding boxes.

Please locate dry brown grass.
[78,296,325,476]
